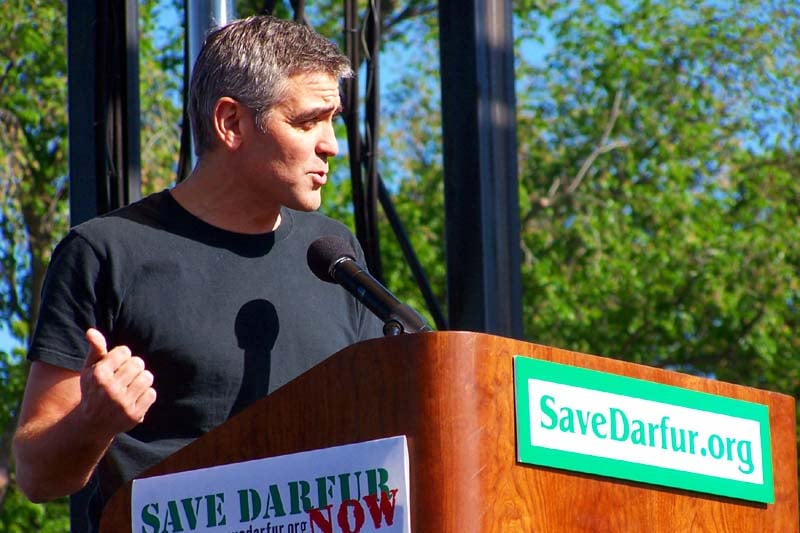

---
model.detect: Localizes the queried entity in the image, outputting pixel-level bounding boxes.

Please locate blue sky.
[0,324,20,354]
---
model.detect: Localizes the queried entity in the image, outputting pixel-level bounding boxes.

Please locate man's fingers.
[134,382,158,421]
[78,337,157,432]
[110,356,146,387]
[129,369,155,397]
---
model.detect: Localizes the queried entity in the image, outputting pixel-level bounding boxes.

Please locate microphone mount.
[330,256,431,336]
[307,236,432,336]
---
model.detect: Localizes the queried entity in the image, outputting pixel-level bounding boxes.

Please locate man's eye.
[296,119,319,130]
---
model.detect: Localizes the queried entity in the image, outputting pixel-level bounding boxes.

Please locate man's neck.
[171,158,282,234]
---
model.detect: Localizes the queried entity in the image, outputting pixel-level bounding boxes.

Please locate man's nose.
[317,121,339,158]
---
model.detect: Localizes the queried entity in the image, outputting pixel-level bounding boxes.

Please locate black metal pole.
[362,0,383,279]
[67,0,141,527]
[68,0,141,227]
[437,0,523,337]
[343,0,369,268]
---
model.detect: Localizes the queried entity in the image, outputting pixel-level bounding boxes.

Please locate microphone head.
[307,235,357,283]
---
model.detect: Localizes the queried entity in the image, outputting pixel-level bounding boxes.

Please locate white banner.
[131,436,411,533]
[528,379,764,483]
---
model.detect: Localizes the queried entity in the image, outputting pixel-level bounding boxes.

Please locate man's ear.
[212,97,245,150]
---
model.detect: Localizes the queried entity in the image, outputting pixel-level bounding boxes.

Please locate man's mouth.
[310,171,327,187]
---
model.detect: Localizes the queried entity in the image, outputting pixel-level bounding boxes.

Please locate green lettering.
[576,410,591,435]
[558,407,576,433]
[316,476,337,508]
[262,484,286,518]
[631,420,647,445]
[737,440,754,474]
[648,422,659,447]
[726,437,737,460]
[205,493,226,527]
[610,408,628,441]
[338,471,365,501]
[708,434,725,458]
[366,468,391,496]
[688,429,699,453]
[164,500,185,532]
[659,416,670,449]
[289,480,312,514]
[179,497,201,530]
[591,412,607,438]
[238,489,262,522]
[338,472,353,502]
[140,503,160,533]
[669,427,687,452]
[539,395,557,430]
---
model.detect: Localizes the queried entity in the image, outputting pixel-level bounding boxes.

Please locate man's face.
[241,72,342,212]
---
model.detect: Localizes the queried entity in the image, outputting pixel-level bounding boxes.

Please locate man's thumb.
[85,328,108,366]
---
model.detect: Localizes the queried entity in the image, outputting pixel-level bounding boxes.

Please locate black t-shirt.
[28,190,384,527]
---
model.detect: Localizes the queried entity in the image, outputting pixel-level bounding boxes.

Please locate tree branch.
[565,89,627,194]
[383,3,437,35]
[524,89,629,225]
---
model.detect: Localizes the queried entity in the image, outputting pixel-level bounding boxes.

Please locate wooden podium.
[100,332,798,532]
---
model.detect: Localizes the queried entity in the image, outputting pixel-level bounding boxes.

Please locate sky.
[0,324,20,354]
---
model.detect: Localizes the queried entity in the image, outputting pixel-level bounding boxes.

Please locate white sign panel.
[514,357,774,503]
[131,436,411,533]
[528,379,764,483]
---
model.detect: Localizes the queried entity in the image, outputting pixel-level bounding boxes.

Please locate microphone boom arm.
[331,257,432,335]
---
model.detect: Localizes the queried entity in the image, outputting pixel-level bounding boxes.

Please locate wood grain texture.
[100,331,798,532]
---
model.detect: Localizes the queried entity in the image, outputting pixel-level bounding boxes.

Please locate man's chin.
[289,195,322,212]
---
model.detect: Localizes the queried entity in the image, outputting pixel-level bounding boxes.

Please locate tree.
[513,1,800,399]
[518,0,800,467]
[0,0,183,528]
[2,0,799,529]
[0,1,70,528]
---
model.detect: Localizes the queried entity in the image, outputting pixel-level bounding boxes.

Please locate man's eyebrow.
[291,104,343,122]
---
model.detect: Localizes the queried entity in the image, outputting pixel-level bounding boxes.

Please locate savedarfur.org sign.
[514,357,774,504]
[131,437,411,533]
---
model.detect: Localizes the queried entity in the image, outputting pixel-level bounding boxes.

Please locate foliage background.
[1,0,797,528]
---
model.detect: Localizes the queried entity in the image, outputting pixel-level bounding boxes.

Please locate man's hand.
[13,330,158,501]
[80,328,157,434]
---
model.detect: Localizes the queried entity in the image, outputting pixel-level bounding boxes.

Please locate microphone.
[307,235,432,336]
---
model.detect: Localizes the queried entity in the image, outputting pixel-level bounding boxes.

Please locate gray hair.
[189,15,353,156]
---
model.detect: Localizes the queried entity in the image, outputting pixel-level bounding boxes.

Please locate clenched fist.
[79,328,157,435]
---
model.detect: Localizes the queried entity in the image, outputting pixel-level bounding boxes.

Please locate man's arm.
[13,329,157,502]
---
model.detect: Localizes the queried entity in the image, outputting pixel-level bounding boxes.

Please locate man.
[13,15,384,530]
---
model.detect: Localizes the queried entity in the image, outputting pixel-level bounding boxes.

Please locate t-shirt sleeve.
[28,231,108,372]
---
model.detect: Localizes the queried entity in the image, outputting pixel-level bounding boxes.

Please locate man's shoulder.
[70,191,172,244]
[49,191,175,266]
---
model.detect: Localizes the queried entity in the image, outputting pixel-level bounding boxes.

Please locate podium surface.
[101,332,798,532]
